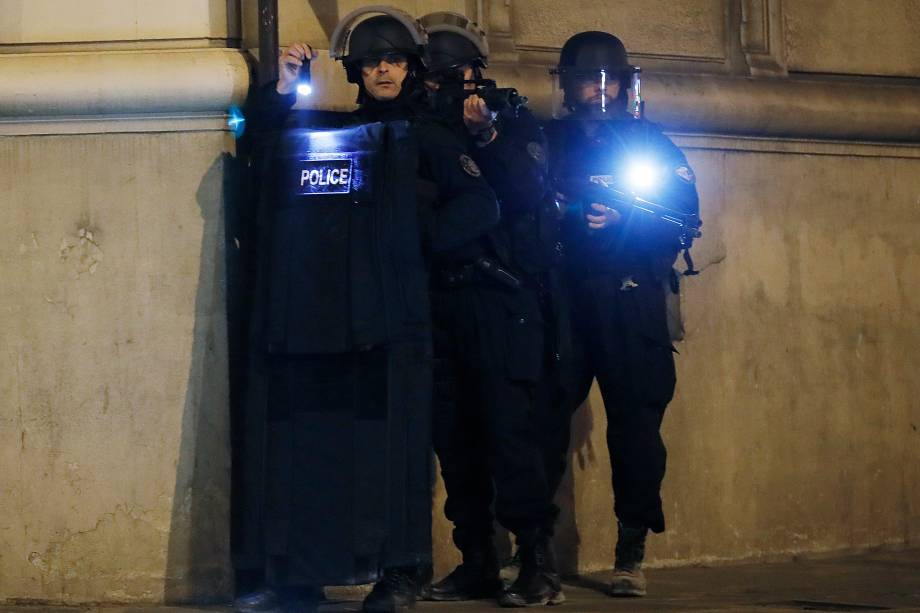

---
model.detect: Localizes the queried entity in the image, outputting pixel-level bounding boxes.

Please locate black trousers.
[262,343,432,587]
[542,271,676,534]
[431,283,556,549]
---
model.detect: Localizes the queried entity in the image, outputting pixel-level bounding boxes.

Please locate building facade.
[1,0,919,604]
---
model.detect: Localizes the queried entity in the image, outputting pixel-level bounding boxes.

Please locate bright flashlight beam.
[297,82,313,96]
[626,161,658,193]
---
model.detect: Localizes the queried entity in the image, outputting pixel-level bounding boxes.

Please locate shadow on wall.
[555,398,598,576]
[163,153,239,604]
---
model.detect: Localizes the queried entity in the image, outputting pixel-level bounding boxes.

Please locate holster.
[435,257,523,291]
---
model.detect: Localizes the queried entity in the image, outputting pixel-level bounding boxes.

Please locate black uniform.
[431,106,558,550]
[240,84,498,588]
[545,117,699,533]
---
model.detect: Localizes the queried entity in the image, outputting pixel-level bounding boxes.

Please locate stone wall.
[0,132,237,603]
[1,0,918,603]
[0,0,247,604]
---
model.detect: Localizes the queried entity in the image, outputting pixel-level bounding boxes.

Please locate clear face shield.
[550,67,642,120]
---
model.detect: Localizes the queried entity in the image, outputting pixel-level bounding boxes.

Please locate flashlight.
[625,159,659,193]
[296,61,313,96]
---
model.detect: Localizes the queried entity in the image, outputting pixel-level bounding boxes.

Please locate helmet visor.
[419,11,489,69]
[551,68,633,120]
[330,6,427,64]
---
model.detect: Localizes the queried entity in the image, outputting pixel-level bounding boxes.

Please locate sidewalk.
[2,548,918,613]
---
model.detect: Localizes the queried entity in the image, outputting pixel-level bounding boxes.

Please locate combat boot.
[608,521,648,597]
[362,566,429,613]
[234,586,320,613]
[234,587,281,613]
[428,540,502,601]
[498,531,565,607]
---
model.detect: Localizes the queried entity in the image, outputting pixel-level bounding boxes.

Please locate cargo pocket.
[632,277,673,349]
[505,311,545,383]
[637,337,677,407]
[625,279,677,406]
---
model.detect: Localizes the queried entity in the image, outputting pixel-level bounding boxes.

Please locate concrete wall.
[0,0,239,47]
[1,0,919,604]
[0,0,247,604]
[0,132,236,603]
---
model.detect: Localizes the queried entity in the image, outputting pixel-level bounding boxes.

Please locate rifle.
[431,78,528,115]
[560,175,702,250]
[472,79,528,113]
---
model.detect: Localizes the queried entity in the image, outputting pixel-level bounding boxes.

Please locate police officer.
[545,31,700,597]
[238,8,499,613]
[416,12,563,608]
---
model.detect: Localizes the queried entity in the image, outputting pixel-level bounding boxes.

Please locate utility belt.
[434,256,523,291]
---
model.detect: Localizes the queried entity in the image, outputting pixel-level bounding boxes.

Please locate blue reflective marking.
[227,105,245,139]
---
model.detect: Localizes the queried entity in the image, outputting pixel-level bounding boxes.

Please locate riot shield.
[237,120,433,587]
[262,121,429,354]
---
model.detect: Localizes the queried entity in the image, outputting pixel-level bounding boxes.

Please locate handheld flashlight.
[296,61,313,96]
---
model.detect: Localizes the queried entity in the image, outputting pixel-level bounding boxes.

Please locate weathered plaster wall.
[0,0,238,47]
[0,133,235,603]
[784,0,920,77]
[1,0,919,604]
[0,0,245,604]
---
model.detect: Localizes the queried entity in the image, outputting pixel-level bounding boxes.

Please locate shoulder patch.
[526,141,546,164]
[675,165,696,184]
[589,174,614,188]
[459,154,482,178]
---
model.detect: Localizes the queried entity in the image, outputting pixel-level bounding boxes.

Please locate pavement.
[2,548,918,613]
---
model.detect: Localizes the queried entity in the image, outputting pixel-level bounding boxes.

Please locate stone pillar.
[0,0,248,604]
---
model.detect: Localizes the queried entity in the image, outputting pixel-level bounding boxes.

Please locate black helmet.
[419,11,489,74]
[347,16,418,62]
[557,31,632,75]
[330,6,428,84]
[552,31,636,118]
